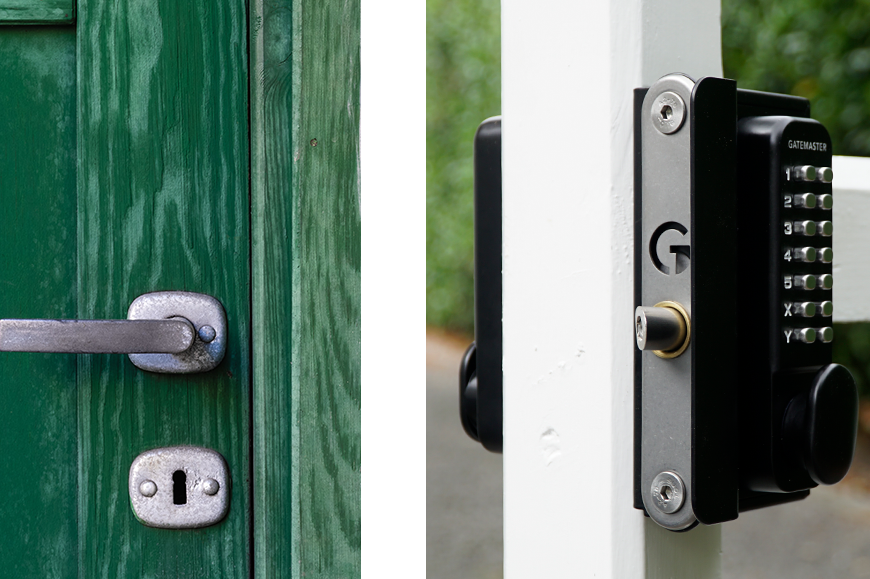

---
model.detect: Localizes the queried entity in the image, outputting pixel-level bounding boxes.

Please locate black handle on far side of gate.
[459,116,503,454]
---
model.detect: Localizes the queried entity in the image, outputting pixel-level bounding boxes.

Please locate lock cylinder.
[635,302,690,358]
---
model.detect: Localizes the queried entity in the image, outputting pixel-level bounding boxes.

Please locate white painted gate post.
[501,0,725,576]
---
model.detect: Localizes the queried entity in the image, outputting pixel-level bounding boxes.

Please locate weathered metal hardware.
[0,291,226,373]
[129,445,230,529]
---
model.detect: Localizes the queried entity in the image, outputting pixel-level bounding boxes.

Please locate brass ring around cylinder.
[652,301,690,359]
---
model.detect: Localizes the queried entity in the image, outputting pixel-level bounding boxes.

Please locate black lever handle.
[459,343,479,442]
[783,363,858,486]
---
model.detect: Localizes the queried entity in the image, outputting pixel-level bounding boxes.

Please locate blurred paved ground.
[427,329,503,579]
[427,328,870,578]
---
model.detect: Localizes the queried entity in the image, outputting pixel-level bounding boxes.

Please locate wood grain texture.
[0,27,77,577]
[831,155,870,322]
[76,0,250,576]
[0,0,73,23]
[251,0,361,575]
[250,0,295,574]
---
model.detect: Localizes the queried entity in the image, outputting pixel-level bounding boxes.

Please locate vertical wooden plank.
[250,0,296,575]
[76,0,250,576]
[293,0,361,569]
[0,27,77,577]
[251,0,361,575]
[501,0,723,576]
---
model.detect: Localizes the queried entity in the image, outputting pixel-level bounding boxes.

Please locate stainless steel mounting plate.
[128,291,227,374]
[129,445,230,529]
[639,73,697,531]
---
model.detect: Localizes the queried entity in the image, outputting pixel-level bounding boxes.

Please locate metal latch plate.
[127,291,227,374]
[129,445,230,529]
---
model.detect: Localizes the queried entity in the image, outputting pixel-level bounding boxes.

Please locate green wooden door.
[0,0,360,577]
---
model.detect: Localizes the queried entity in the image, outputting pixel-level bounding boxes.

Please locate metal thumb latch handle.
[0,291,227,374]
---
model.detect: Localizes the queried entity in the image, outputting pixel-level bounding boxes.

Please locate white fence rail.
[833,155,870,323]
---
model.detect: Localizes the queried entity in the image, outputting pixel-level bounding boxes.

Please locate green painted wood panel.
[249,0,294,573]
[76,0,251,576]
[0,0,74,24]
[0,0,357,574]
[251,0,361,576]
[0,26,77,577]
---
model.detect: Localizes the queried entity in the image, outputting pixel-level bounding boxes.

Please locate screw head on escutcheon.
[651,471,685,514]
[139,480,157,497]
[202,478,220,496]
[651,91,686,135]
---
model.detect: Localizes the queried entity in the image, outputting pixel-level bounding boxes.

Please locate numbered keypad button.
[818,194,833,210]
[790,247,816,262]
[818,327,834,343]
[817,301,834,317]
[795,328,817,343]
[818,247,833,263]
[791,221,816,236]
[793,302,816,317]
[792,193,816,208]
[818,274,833,290]
[816,221,833,237]
[793,165,817,181]
[816,167,833,183]
[793,274,816,290]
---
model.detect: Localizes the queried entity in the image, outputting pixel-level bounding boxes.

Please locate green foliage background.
[722,0,870,155]
[426,0,500,334]
[722,1,870,394]
[427,0,870,392]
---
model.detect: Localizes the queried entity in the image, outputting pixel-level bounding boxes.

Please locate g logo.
[650,222,690,275]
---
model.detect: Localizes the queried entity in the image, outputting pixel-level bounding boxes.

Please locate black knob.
[459,342,480,442]
[783,363,858,485]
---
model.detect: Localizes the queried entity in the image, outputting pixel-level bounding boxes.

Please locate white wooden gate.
[501,0,870,576]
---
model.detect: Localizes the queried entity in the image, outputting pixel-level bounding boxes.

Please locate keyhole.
[173,470,187,505]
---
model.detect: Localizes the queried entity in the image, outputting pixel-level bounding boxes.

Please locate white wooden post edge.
[502,0,723,577]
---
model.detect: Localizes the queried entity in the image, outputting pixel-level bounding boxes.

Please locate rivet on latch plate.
[129,445,230,529]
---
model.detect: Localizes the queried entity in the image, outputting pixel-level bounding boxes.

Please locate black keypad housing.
[737,112,834,494]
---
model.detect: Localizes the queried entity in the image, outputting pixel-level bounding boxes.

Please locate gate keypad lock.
[635,74,858,531]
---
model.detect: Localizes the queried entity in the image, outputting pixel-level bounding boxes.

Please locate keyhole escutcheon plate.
[129,445,230,529]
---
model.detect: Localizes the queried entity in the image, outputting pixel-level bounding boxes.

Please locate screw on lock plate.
[651,471,685,514]
[129,445,230,529]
